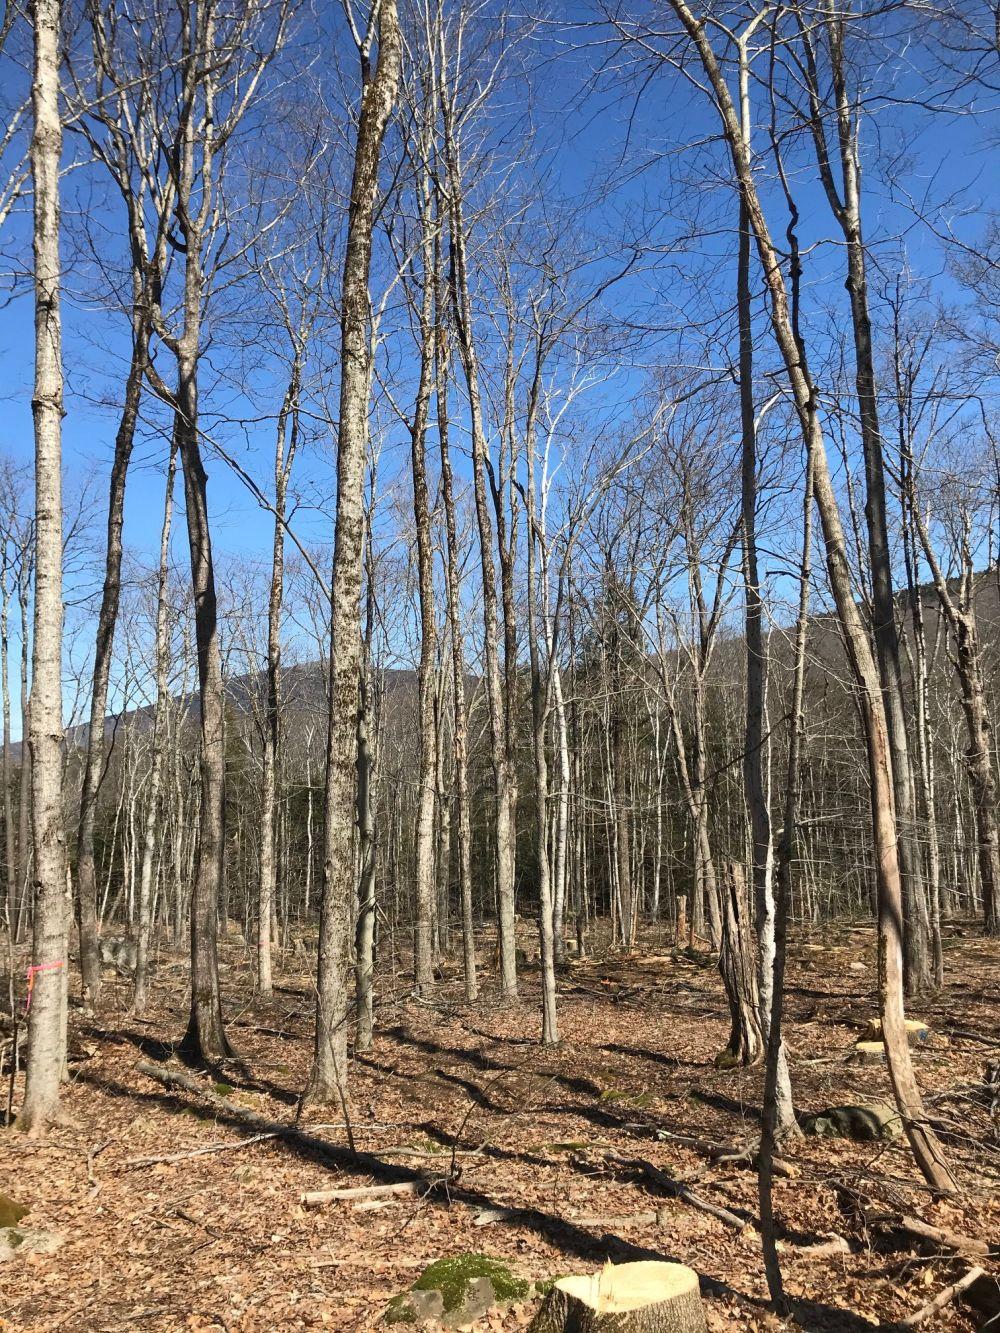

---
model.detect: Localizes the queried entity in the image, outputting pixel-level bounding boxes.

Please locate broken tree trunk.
[717,864,762,1067]
[530,1262,706,1333]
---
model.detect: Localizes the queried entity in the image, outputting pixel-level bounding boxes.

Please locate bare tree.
[306,0,401,1105]
[17,0,68,1134]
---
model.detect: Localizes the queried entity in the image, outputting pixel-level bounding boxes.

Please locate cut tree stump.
[530,1261,706,1333]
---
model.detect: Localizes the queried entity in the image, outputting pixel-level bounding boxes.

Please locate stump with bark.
[530,1261,706,1333]
[716,863,762,1067]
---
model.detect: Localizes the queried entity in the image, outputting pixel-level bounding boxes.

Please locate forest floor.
[1,921,998,1332]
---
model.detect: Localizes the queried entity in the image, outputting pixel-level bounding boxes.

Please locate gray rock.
[801,1102,902,1142]
[0,1227,64,1263]
[99,936,137,972]
[384,1254,530,1328]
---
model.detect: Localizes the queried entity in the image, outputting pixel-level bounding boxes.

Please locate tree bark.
[18,0,69,1134]
[435,285,477,1003]
[718,863,762,1067]
[443,93,517,998]
[132,443,177,1015]
[306,0,401,1103]
[74,323,149,1009]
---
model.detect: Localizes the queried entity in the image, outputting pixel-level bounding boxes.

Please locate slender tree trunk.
[760,445,815,1311]
[132,444,177,1015]
[552,664,571,959]
[15,548,33,944]
[907,497,1000,938]
[306,2,400,1103]
[1,560,15,930]
[175,335,231,1060]
[18,0,68,1133]
[737,187,794,1129]
[259,364,299,999]
[435,300,477,1003]
[75,323,150,1009]
[354,672,377,1053]
[800,4,929,990]
[410,182,437,992]
[525,420,558,1045]
[443,106,517,998]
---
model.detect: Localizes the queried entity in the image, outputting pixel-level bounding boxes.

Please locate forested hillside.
[2,1,1000,1329]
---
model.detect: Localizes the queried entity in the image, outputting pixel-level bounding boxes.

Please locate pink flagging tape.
[25,959,65,1012]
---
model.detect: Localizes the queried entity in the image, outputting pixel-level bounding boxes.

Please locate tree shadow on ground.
[599,1042,708,1071]
[84,1023,300,1106]
[383,1025,604,1098]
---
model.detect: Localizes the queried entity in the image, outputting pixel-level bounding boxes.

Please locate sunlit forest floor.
[2,921,998,1331]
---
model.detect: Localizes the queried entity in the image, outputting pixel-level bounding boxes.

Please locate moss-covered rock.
[801,1103,902,1142]
[0,1227,63,1263]
[384,1254,531,1328]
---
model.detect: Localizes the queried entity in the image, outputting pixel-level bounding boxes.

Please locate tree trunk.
[75,323,149,1010]
[759,443,815,1310]
[354,672,377,1054]
[410,179,437,993]
[15,565,32,944]
[176,362,231,1062]
[18,0,69,1134]
[435,297,477,1003]
[801,5,929,991]
[258,363,299,1000]
[1,557,15,932]
[718,863,762,1068]
[530,1262,706,1333]
[132,444,177,1015]
[306,1,400,1104]
[443,103,517,999]
[736,176,795,1129]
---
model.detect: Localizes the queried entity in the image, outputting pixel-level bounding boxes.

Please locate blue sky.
[0,2,997,734]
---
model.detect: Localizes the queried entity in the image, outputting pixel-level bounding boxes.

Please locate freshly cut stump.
[530,1261,705,1333]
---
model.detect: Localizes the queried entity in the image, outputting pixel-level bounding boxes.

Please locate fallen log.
[894,1214,992,1260]
[650,1129,797,1178]
[899,1266,987,1327]
[530,1261,706,1333]
[302,1179,440,1206]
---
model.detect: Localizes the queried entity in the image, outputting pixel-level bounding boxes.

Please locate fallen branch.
[895,1214,992,1260]
[583,1150,746,1231]
[651,1128,798,1178]
[941,1028,1000,1049]
[837,1181,993,1261]
[302,1179,442,1206]
[899,1266,987,1327]
[123,1132,278,1168]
